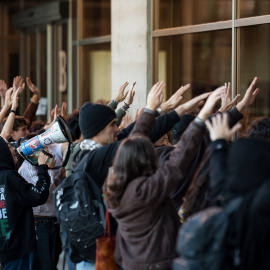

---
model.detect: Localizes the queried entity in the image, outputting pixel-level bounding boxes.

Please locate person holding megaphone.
[0,86,55,270]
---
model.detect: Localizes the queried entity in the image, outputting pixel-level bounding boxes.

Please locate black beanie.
[79,102,116,139]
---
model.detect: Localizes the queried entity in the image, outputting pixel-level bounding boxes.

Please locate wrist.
[236,101,245,113]
[31,95,40,104]
[160,104,168,113]
[124,100,131,106]
[146,105,157,112]
[9,109,16,114]
[194,116,206,127]
[197,112,209,121]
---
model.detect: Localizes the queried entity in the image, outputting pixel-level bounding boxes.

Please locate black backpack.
[53,164,105,263]
[173,197,243,270]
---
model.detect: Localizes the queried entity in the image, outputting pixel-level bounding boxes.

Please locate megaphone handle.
[51,142,72,170]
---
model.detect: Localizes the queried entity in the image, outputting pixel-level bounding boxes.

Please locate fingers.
[178,83,190,96]
[230,122,242,135]
[252,88,260,97]
[231,94,240,105]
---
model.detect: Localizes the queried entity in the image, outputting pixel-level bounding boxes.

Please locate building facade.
[0,0,269,124]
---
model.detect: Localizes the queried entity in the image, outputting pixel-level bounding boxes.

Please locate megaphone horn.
[17,115,73,159]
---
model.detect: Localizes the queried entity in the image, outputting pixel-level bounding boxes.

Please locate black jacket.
[73,110,181,188]
[0,137,50,263]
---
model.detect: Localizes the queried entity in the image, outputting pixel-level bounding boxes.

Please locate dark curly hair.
[247,117,270,139]
[65,108,81,141]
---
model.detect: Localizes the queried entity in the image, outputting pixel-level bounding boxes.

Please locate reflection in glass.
[238,0,270,18]
[155,0,232,29]
[80,43,111,104]
[81,0,110,39]
[155,30,232,103]
[239,25,270,118]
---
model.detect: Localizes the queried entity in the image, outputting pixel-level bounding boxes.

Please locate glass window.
[238,0,270,18]
[55,24,68,106]
[39,31,47,98]
[155,0,232,29]
[238,24,270,118]
[81,0,110,39]
[154,30,232,102]
[80,43,111,104]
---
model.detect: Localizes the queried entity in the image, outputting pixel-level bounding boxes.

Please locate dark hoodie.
[0,136,50,263]
[210,137,270,269]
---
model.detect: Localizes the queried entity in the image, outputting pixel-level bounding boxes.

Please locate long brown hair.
[103,136,157,208]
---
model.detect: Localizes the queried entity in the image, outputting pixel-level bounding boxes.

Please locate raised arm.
[130,81,164,137]
[0,87,13,126]
[23,77,40,127]
[0,88,20,140]
[236,77,259,113]
[206,113,241,201]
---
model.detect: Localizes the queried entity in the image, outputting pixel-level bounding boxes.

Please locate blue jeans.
[33,217,56,270]
[76,261,95,270]
[2,252,34,270]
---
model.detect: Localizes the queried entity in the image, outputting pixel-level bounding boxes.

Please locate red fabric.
[95,210,119,270]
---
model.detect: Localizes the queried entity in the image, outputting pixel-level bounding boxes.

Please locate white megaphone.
[17,115,73,167]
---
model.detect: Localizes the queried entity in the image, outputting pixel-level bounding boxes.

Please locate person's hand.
[205,113,241,141]
[38,149,55,166]
[160,84,190,113]
[175,92,211,117]
[54,104,61,121]
[119,113,133,130]
[114,82,129,103]
[134,107,144,121]
[3,88,14,109]
[198,86,225,120]
[26,77,40,100]
[146,82,165,111]
[218,82,240,113]
[236,77,260,112]
[61,102,67,118]
[124,82,136,105]
[47,154,56,169]
[12,76,25,95]
[11,87,21,111]
[0,80,7,98]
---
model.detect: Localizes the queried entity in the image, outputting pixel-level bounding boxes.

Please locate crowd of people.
[0,75,269,270]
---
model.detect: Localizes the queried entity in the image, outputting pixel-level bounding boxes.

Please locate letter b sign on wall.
[59,50,67,92]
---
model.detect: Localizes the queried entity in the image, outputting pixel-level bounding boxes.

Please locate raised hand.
[146,82,165,111]
[54,104,61,121]
[198,86,225,120]
[114,81,129,103]
[219,82,240,113]
[134,107,145,121]
[12,76,25,95]
[160,84,190,113]
[0,80,7,98]
[124,82,136,106]
[175,92,211,117]
[3,88,14,109]
[236,77,260,112]
[26,77,40,96]
[205,113,241,141]
[61,102,67,118]
[11,87,21,111]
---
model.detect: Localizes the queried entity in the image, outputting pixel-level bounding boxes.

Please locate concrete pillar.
[111,0,151,118]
